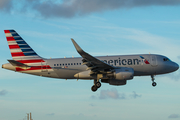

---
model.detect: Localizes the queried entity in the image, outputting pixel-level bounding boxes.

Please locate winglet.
[71,38,84,54]
[71,38,114,70]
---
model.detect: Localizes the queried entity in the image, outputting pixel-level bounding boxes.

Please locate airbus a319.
[2,30,179,92]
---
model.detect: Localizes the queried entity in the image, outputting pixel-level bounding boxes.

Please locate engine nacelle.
[101,79,127,86]
[74,68,134,81]
[107,68,134,80]
[74,70,96,79]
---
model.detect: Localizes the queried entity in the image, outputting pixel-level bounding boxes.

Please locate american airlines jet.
[2,30,179,92]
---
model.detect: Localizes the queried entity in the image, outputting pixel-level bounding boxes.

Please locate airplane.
[2,30,179,92]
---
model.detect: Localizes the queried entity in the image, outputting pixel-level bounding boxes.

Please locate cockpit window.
[163,58,170,61]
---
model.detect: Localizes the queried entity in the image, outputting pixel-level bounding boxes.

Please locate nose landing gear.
[151,75,157,87]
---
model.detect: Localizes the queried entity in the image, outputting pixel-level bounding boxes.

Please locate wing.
[71,39,116,74]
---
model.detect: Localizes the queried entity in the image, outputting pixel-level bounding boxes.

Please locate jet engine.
[101,67,134,85]
[107,67,134,80]
[74,67,134,82]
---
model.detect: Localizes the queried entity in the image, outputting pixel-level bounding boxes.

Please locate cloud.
[177,55,180,59]
[91,88,141,100]
[1,0,180,18]
[78,113,84,116]
[168,114,180,119]
[130,91,142,99]
[90,95,97,99]
[0,90,8,96]
[160,69,180,81]
[0,0,12,9]
[89,103,95,107]
[46,113,55,116]
[99,88,126,99]
[0,0,12,11]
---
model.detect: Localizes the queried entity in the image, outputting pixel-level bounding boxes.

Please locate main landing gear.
[151,75,157,87]
[91,79,101,92]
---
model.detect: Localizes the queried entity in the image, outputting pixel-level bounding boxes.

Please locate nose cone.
[174,62,179,71]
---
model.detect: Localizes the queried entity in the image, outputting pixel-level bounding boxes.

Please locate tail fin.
[4,30,42,61]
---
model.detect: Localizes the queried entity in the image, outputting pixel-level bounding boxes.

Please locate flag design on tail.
[4,30,41,60]
[140,56,150,64]
[4,30,51,72]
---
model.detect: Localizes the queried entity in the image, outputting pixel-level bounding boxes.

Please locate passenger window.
[80,63,81,65]
[74,63,76,65]
[54,64,56,66]
[63,64,64,66]
[68,63,70,65]
[60,64,61,66]
[65,64,67,65]
[77,63,78,65]
[57,64,59,66]
[71,63,73,65]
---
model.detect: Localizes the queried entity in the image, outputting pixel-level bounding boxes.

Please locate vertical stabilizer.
[4,30,51,72]
[4,30,42,61]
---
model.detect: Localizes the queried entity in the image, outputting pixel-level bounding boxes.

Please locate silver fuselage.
[2,54,179,79]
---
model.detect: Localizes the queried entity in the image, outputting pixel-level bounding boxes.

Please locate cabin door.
[151,56,157,67]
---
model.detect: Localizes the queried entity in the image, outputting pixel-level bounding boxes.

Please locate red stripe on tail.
[9,45,20,49]
[4,30,10,33]
[11,52,25,57]
[6,37,15,41]
[17,59,45,63]
[16,65,51,71]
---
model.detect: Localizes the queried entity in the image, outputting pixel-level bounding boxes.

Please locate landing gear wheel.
[152,82,157,87]
[96,82,101,88]
[151,75,157,87]
[91,85,97,92]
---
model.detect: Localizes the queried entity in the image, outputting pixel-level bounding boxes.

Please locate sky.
[0,0,180,120]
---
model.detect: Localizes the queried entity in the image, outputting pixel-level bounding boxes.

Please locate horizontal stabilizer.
[8,60,29,67]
